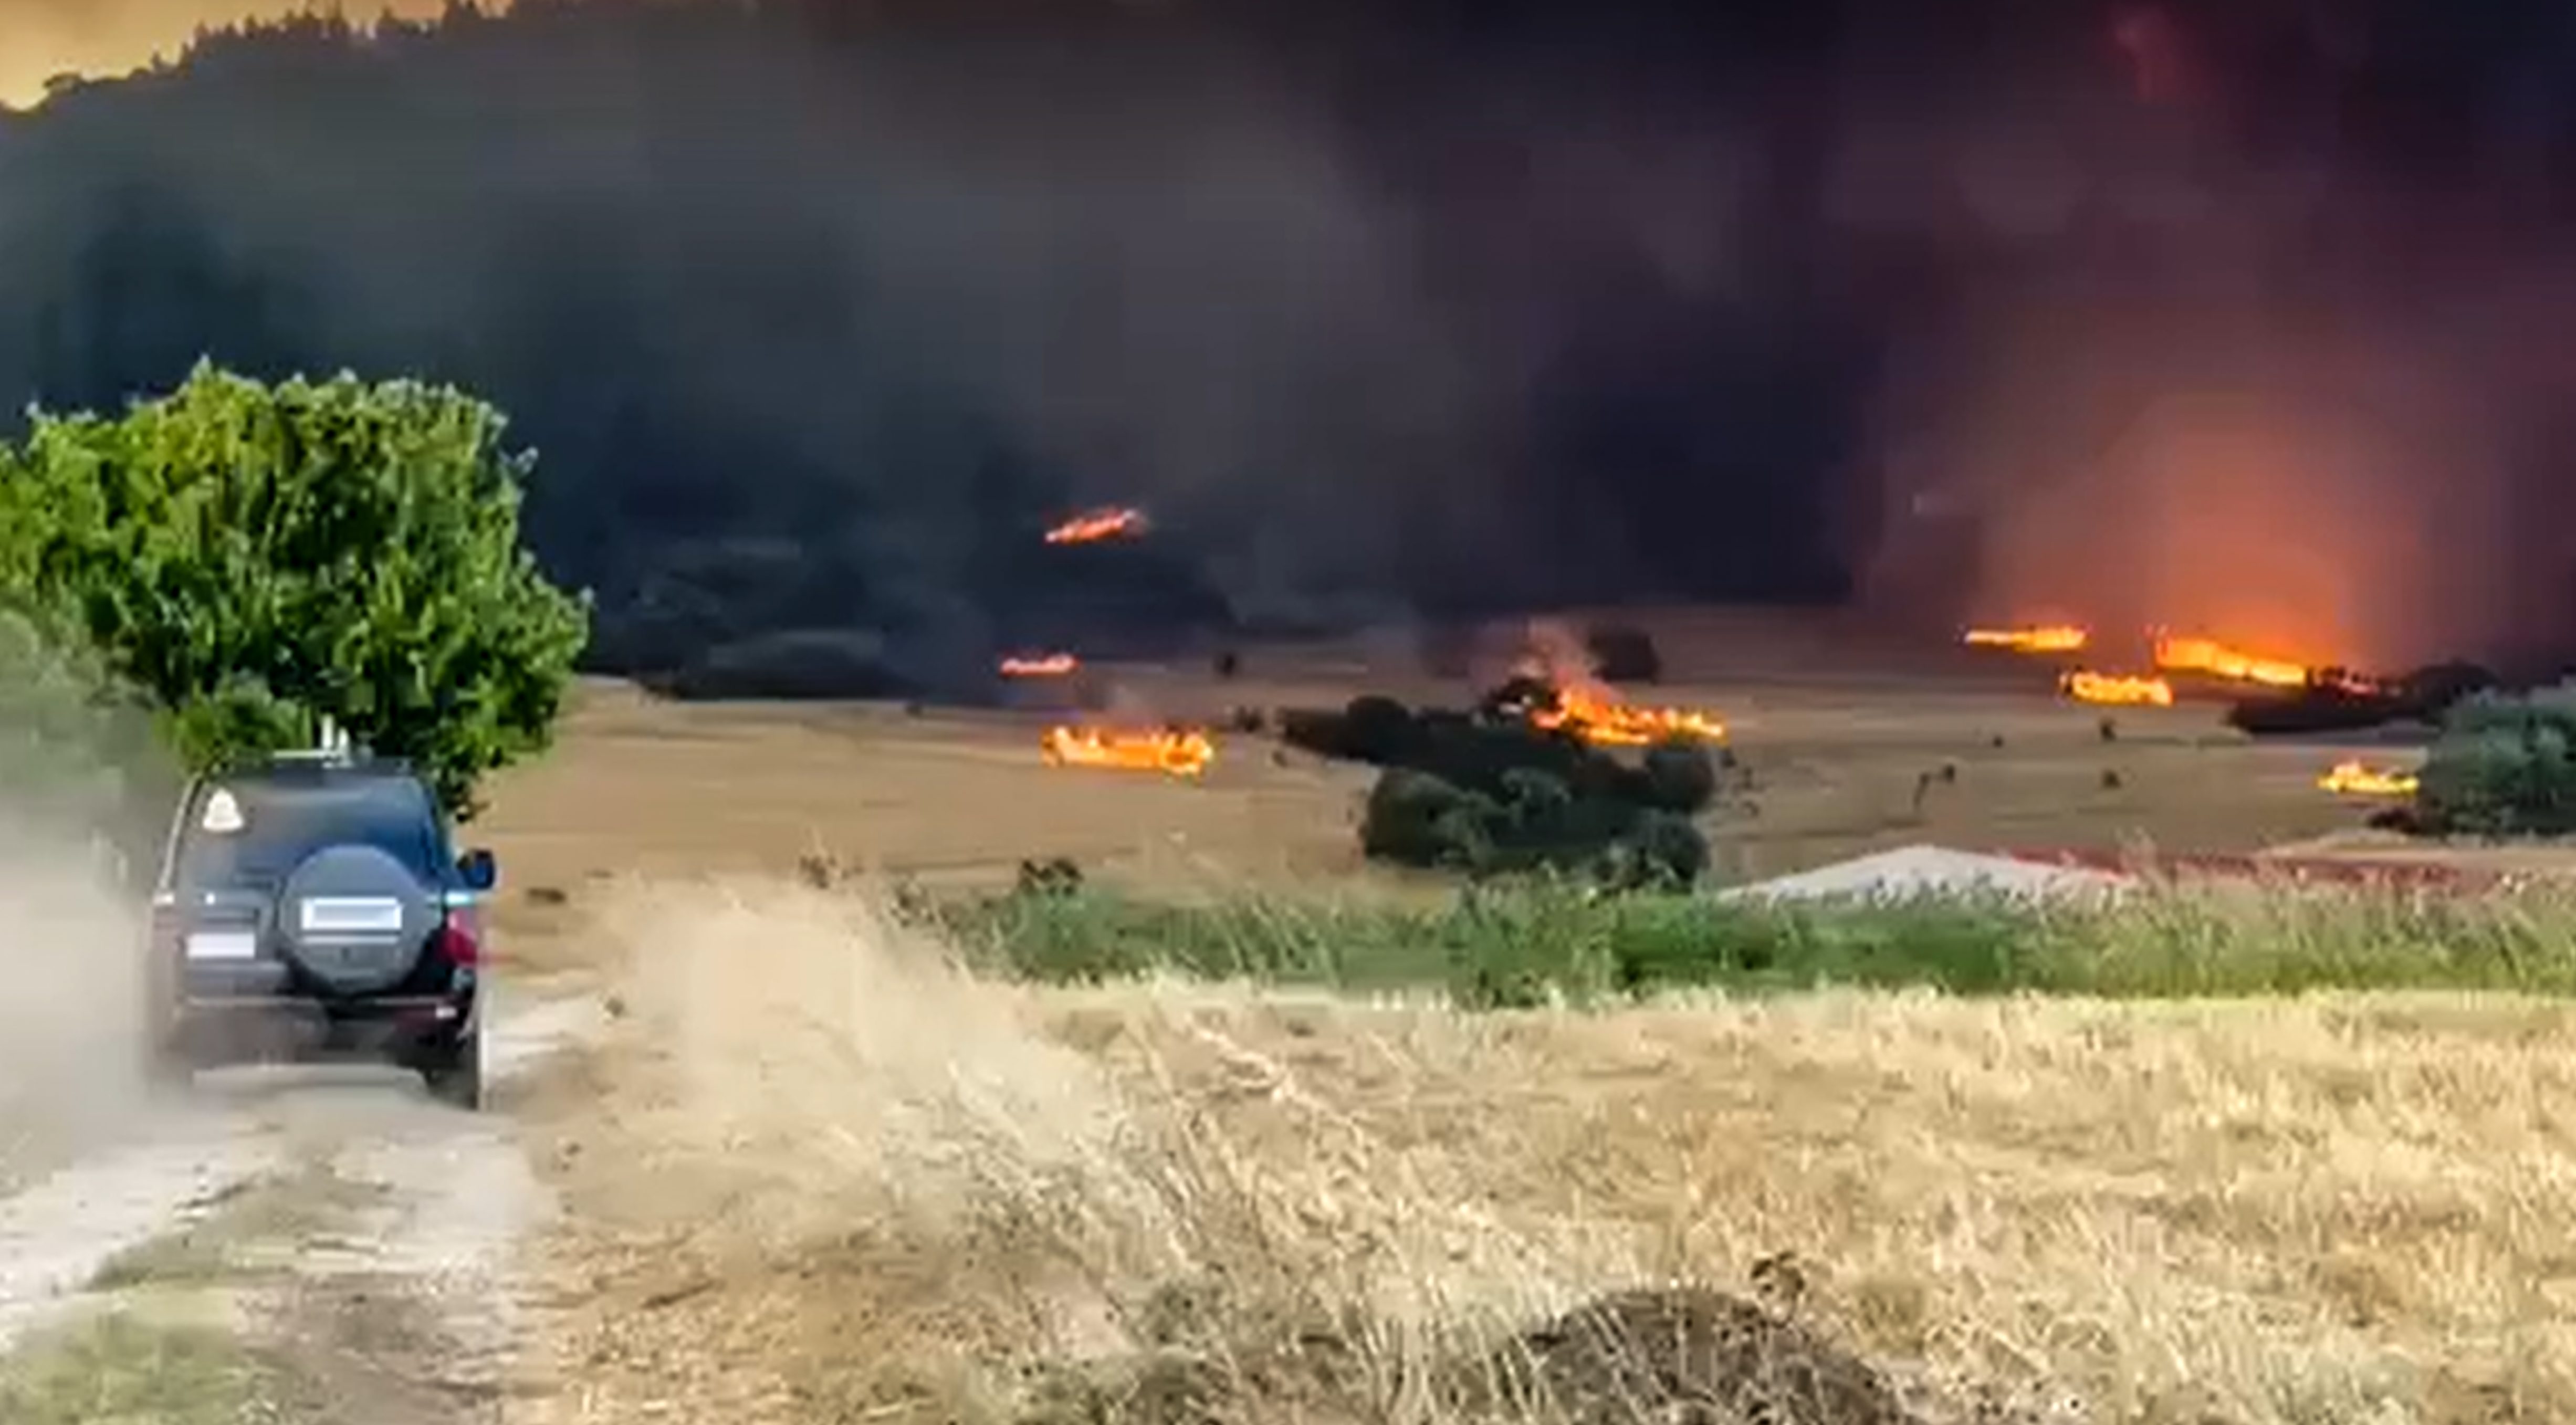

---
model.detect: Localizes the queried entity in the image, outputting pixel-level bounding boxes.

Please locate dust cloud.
[571,877,1628,1389]
[0,819,155,1179]
[589,879,1174,1256]
[0,613,178,1177]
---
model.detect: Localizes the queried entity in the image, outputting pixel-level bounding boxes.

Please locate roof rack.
[264,715,372,768]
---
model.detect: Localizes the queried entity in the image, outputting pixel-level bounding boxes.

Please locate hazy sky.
[1,1,468,108]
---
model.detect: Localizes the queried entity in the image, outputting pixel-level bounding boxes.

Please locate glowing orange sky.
[1,1,479,109]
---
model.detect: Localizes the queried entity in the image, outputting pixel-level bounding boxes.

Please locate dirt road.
[0,986,605,1423]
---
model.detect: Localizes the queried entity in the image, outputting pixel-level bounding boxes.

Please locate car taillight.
[437,910,481,968]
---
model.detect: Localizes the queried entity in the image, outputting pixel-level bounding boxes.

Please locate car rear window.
[174,778,447,889]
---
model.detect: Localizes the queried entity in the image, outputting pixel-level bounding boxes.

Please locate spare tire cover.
[274,845,438,997]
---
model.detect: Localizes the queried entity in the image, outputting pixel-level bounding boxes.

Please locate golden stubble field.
[479,616,2576,1424]
[476,609,2409,923]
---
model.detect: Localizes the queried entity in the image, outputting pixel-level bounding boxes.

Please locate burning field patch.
[1040,725,1216,779]
[1270,635,1734,886]
[2058,670,2174,708]
[1955,620,2506,744]
[999,652,1080,679]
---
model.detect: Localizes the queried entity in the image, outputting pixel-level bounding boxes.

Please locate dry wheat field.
[471,620,2576,1425]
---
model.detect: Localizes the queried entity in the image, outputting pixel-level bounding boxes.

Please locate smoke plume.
[1848,0,2576,672]
[6,0,2576,676]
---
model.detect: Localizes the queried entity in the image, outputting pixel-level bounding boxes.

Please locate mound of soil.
[1021,1285,1923,1425]
[1505,1287,1919,1425]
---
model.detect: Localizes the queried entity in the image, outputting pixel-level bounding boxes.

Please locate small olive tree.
[0,361,590,818]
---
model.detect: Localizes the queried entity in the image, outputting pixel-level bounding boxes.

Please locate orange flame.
[1000,653,1080,678]
[1504,619,1726,748]
[2152,635,2309,689]
[1041,725,1214,778]
[1529,683,1727,748]
[2318,760,2418,798]
[1043,507,1149,545]
[1964,625,2089,654]
[2060,670,2175,707]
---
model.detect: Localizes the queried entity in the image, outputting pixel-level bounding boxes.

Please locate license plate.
[184,930,258,962]
[299,897,404,934]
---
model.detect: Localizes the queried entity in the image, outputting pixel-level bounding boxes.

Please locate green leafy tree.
[0,361,591,818]
[2414,687,2576,836]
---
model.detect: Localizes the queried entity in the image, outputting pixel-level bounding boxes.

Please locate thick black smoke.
[1846,0,2576,674]
[3,0,2575,688]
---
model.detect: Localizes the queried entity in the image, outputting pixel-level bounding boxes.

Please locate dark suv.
[142,746,499,1109]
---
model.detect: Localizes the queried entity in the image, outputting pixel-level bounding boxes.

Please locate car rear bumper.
[163,988,477,1069]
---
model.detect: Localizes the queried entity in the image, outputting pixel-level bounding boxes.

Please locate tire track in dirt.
[0,1114,288,1349]
[0,986,606,1411]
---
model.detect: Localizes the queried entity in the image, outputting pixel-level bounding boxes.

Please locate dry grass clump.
[523,877,2576,1425]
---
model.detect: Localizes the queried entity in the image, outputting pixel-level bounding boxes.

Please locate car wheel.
[420,1027,484,1112]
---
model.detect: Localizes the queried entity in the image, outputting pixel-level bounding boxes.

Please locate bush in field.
[1639,738,1719,814]
[2414,687,2576,836]
[1607,810,1711,887]
[1359,768,1500,871]
[1341,694,1422,763]
[1358,762,1712,884]
[1303,691,1724,884]
[0,362,591,817]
